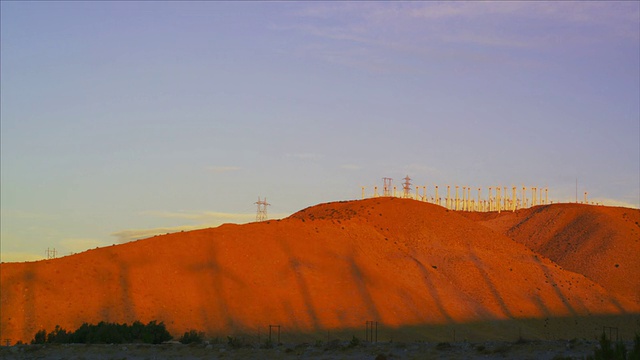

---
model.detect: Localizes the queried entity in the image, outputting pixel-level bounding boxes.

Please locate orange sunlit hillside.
[461,203,640,304]
[1,198,638,344]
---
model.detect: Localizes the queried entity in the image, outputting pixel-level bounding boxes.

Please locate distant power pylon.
[382,177,393,197]
[255,197,271,222]
[402,175,412,198]
[45,247,57,259]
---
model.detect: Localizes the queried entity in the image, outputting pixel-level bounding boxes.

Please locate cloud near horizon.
[140,210,258,222]
[111,225,203,244]
[1,251,45,263]
[59,238,108,254]
[112,210,291,243]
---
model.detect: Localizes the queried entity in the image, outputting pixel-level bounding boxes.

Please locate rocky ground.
[0,337,629,360]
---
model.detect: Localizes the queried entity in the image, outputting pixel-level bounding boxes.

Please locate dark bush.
[348,335,361,348]
[590,332,630,360]
[631,333,640,360]
[227,336,243,349]
[179,330,204,344]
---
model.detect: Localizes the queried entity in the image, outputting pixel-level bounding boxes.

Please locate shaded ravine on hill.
[1,198,638,344]
[461,203,640,304]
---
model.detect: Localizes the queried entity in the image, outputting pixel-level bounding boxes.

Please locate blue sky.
[2,1,639,262]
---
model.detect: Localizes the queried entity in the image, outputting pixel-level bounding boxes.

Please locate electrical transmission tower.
[45,247,57,259]
[382,177,393,197]
[255,197,270,222]
[402,175,412,198]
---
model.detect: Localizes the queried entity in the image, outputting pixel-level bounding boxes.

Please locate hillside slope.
[1,198,637,344]
[462,204,640,303]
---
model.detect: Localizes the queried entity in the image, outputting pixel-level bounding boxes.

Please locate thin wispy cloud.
[0,251,45,263]
[340,164,362,170]
[111,226,202,244]
[112,210,292,243]
[592,198,640,209]
[283,2,639,72]
[140,210,257,222]
[59,238,107,253]
[286,152,323,160]
[209,166,242,173]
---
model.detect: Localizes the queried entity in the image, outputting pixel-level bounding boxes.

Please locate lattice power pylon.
[402,175,412,198]
[45,247,57,259]
[255,197,271,222]
[382,177,393,197]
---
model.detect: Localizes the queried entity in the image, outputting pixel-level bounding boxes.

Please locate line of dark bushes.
[31,321,172,345]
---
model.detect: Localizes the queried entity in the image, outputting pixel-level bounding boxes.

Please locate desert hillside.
[461,204,640,303]
[1,198,638,344]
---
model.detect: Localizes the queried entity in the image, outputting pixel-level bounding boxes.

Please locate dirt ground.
[0,338,631,360]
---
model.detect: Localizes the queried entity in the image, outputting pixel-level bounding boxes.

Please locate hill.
[461,204,640,304]
[1,198,638,344]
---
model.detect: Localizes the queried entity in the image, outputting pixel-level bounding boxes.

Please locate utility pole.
[269,325,281,344]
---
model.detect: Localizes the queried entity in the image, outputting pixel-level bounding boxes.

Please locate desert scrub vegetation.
[587,332,640,360]
[178,329,204,344]
[31,320,172,344]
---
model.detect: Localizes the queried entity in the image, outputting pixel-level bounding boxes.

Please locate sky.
[1,1,639,262]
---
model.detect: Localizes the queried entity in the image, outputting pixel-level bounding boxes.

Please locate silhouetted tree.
[31,320,173,345]
[47,325,69,343]
[31,329,46,344]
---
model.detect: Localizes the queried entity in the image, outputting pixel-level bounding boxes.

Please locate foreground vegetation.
[22,324,640,360]
[31,321,172,345]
